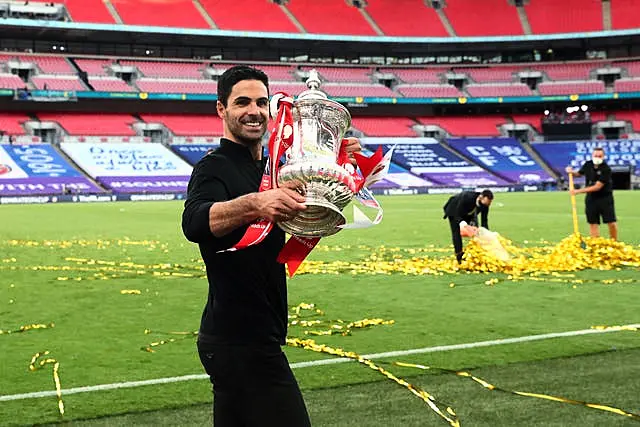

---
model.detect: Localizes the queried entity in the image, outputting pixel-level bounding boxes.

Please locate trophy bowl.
[276,70,355,238]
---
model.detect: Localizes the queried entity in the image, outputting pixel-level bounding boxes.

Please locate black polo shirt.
[182,138,288,345]
[578,160,613,199]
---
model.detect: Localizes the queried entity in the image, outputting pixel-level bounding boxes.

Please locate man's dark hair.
[481,189,494,200]
[217,65,269,107]
[593,147,605,154]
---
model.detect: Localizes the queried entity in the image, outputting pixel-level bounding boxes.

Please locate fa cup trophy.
[276,70,356,237]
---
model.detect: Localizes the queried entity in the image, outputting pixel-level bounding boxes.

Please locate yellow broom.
[568,173,587,249]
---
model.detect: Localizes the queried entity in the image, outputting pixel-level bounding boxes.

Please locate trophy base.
[277,197,346,238]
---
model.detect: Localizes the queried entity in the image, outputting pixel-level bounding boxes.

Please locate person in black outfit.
[566,147,618,240]
[442,189,494,263]
[182,66,311,426]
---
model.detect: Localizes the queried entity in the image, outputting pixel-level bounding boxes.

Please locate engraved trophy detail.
[276,70,356,237]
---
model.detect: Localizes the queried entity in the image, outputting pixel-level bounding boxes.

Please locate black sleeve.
[578,162,587,176]
[182,157,235,246]
[481,207,489,229]
[597,166,611,185]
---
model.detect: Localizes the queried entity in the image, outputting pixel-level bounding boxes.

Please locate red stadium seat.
[610,0,638,30]
[110,0,211,28]
[141,114,223,137]
[36,113,137,136]
[418,116,506,136]
[444,0,523,36]
[0,113,29,135]
[365,0,449,37]
[525,0,602,34]
[537,80,605,95]
[465,83,533,97]
[286,0,377,35]
[350,117,418,137]
[199,0,300,33]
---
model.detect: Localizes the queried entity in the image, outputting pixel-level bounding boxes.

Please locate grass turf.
[1,191,638,426]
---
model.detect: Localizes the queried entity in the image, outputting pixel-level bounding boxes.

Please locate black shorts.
[585,194,616,224]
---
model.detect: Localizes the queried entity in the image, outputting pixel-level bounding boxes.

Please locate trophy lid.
[297,69,328,100]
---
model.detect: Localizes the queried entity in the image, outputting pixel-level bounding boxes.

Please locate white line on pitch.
[1,324,637,403]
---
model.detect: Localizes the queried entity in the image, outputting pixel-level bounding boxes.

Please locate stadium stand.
[616,60,640,78]
[88,77,136,92]
[350,117,418,137]
[614,78,640,93]
[141,114,223,137]
[509,114,542,131]
[36,113,137,136]
[460,67,520,83]
[444,0,523,36]
[395,84,463,98]
[537,80,605,95]
[50,0,116,23]
[364,0,449,37]
[285,0,377,35]
[531,62,599,81]
[524,0,602,34]
[418,116,506,136]
[301,66,373,83]
[465,83,533,97]
[610,0,638,30]
[380,68,446,84]
[613,111,640,131]
[199,0,300,33]
[30,75,87,91]
[0,73,27,89]
[18,55,76,74]
[121,60,205,79]
[321,83,398,97]
[74,58,114,76]
[0,113,29,135]
[110,0,211,28]
[134,78,217,94]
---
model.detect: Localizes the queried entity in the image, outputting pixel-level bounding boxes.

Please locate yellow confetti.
[29,351,64,416]
[120,289,141,295]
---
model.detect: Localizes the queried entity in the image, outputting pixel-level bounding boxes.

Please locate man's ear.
[216,101,225,120]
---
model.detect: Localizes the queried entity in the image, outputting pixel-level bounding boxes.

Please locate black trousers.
[197,340,311,427]
[448,217,464,263]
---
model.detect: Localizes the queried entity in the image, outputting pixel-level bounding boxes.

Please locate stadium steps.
[192,0,217,29]
[602,0,612,30]
[103,0,123,25]
[516,4,532,35]
[435,7,456,36]
[279,5,306,33]
[358,8,384,36]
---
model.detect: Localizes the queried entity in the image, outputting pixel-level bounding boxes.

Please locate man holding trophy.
[182,65,375,426]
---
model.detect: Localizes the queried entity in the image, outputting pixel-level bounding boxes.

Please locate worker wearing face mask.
[565,147,618,240]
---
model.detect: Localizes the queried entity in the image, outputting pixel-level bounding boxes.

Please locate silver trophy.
[277,70,355,237]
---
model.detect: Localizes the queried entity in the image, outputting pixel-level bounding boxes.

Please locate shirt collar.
[218,138,263,162]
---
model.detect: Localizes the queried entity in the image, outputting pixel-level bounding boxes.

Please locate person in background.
[442,189,494,263]
[566,147,618,240]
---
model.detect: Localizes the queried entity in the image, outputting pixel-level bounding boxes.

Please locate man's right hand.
[255,187,307,223]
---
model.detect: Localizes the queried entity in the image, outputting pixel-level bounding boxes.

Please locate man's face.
[592,149,605,162]
[479,196,493,207]
[217,80,269,146]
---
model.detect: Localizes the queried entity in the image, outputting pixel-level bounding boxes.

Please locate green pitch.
[1,191,638,426]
